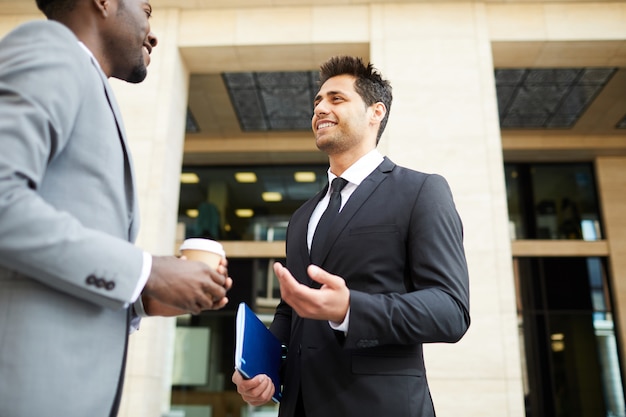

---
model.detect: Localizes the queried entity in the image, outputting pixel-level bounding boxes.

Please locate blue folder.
[235,302,283,402]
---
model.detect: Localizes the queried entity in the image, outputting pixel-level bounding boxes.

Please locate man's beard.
[126,64,147,84]
[316,131,354,155]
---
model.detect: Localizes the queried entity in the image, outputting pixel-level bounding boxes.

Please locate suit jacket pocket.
[351,353,422,376]
[349,224,398,235]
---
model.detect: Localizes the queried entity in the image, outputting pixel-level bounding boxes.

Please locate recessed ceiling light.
[180,172,199,184]
[294,171,316,182]
[262,192,283,202]
[235,172,257,183]
[235,209,254,218]
[186,209,199,218]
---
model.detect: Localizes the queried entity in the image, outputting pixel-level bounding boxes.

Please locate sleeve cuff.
[329,306,350,335]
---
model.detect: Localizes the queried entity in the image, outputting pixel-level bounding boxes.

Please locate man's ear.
[93,0,111,17]
[370,102,387,124]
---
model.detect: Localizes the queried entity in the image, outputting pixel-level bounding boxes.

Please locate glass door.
[515,257,625,417]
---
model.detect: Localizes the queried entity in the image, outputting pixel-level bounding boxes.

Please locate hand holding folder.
[234,302,283,402]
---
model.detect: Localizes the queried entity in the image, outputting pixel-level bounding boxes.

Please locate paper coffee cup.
[179,238,225,269]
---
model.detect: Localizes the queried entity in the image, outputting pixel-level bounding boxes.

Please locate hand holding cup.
[143,238,231,316]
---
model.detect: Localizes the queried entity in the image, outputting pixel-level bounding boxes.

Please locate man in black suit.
[233,55,470,417]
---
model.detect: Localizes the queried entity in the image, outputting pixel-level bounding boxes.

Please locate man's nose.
[148,31,158,48]
[314,102,329,117]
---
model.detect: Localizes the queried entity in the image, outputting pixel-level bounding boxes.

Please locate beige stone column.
[110,9,189,417]
[595,157,626,385]
[370,3,524,417]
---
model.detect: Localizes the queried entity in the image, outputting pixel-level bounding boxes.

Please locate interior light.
[551,333,565,352]
[294,171,316,182]
[235,209,254,218]
[262,192,282,202]
[551,341,565,352]
[180,172,199,184]
[235,172,257,183]
[186,209,199,218]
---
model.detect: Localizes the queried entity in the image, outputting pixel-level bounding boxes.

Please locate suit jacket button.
[85,275,97,285]
[105,281,115,291]
[96,278,106,288]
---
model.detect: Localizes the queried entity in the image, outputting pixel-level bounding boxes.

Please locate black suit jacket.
[270,157,470,417]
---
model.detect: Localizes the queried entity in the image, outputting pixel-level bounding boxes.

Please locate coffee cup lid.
[180,238,225,257]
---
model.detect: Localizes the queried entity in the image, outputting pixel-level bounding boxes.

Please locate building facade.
[1,1,625,417]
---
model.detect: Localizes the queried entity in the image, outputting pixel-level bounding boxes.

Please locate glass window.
[173,164,328,417]
[170,258,284,417]
[178,165,328,241]
[505,163,603,240]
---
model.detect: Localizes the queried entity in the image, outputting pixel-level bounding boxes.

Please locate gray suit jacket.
[0,21,144,416]
[270,158,471,417]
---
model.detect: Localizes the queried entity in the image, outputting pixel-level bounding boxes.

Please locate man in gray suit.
[0,1,232,416]
[233,56,470,416]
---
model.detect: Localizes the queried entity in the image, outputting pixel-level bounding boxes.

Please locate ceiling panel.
[188,67,626,138]
[495,68,617,129]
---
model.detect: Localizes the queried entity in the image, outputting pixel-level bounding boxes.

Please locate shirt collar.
[77,41,101,70]
[326,149,384,187]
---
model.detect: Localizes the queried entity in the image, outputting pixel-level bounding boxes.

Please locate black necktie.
[310,177,348,264]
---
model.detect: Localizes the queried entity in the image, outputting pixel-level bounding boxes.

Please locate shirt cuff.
[131,251,152,303]
[133,295,148,318]
[129,311,142,334]
[329,306,350,335]
[132,252,152,317]
[129,252,152,327]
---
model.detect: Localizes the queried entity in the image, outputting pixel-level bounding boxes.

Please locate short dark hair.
[319,56,393,144]
[36,0,78,19]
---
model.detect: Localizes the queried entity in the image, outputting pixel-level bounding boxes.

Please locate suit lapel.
[89,58,139,241]
[314,158,395,265]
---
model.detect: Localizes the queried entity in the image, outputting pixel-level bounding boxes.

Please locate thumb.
[307,264,337,287]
